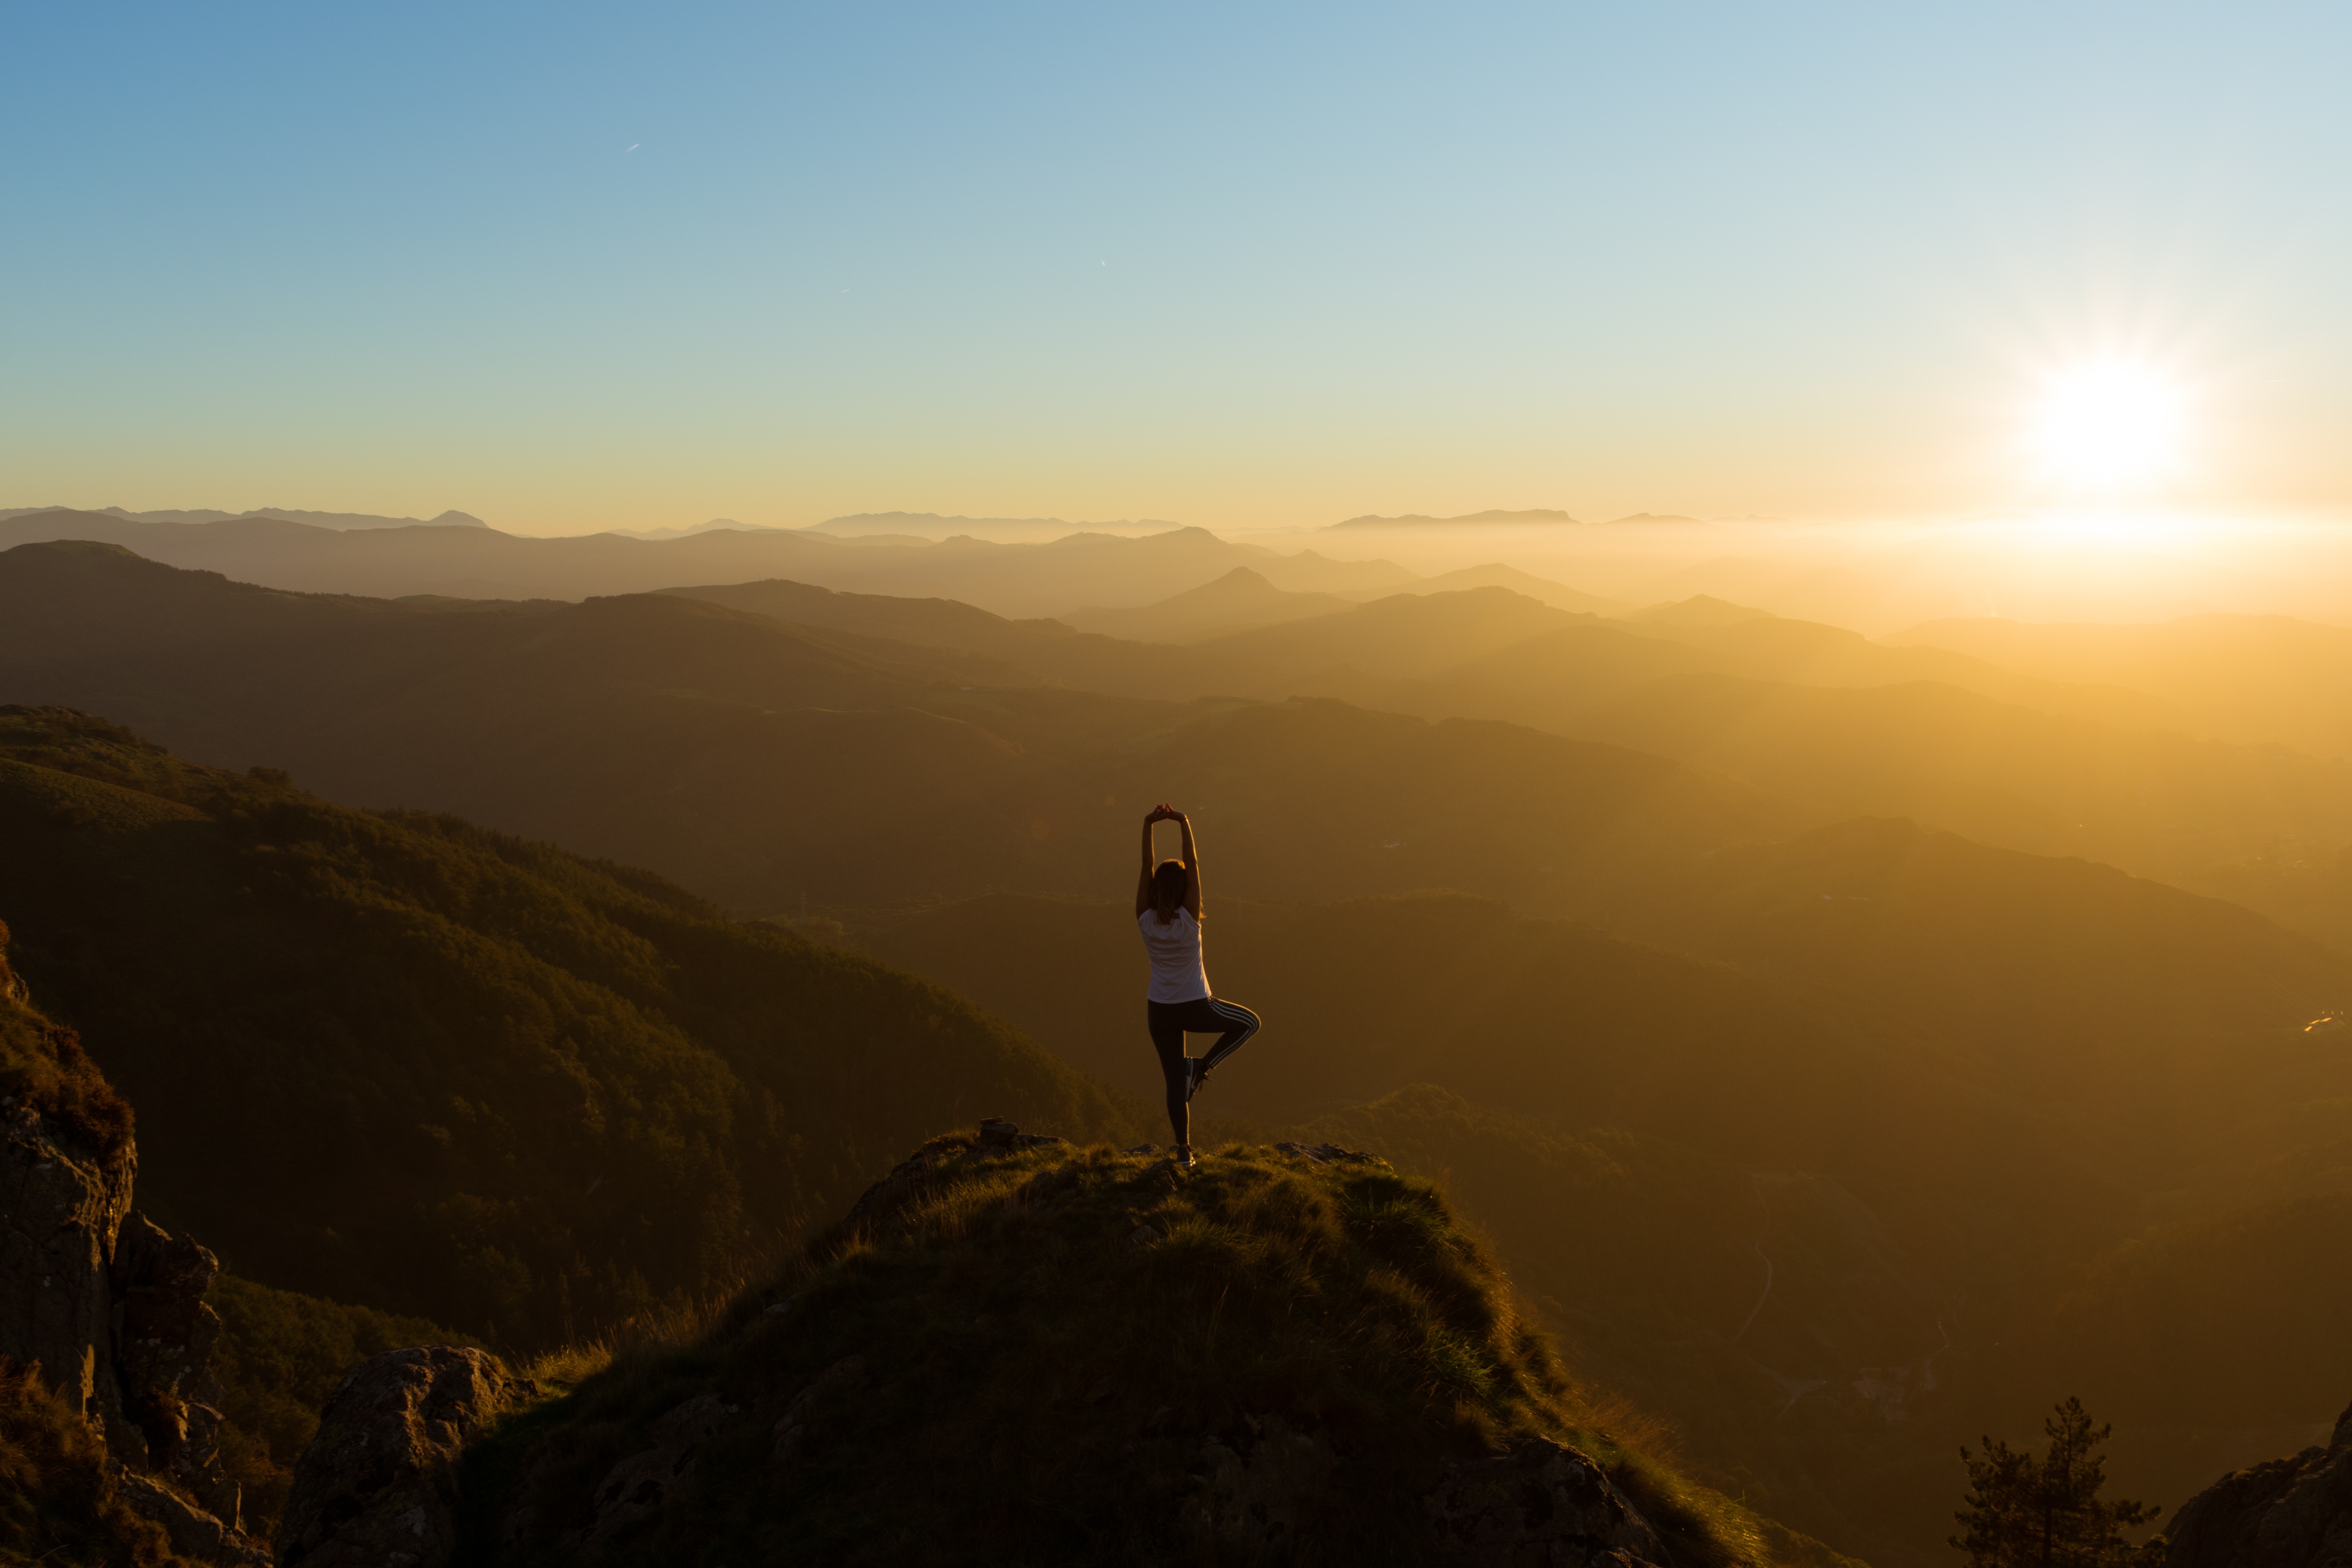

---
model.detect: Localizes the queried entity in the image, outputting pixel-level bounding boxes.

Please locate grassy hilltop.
[463,1128,1857,1568]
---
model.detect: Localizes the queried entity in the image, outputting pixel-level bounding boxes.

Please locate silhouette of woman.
[1136,805,1260,1167]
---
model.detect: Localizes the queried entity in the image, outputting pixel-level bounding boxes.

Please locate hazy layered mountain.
[0,509,1414,613]
[0,706,1130,1345]
[1063,566,1354,642]
[1328,507,1582,527]
[15,541,2345,949]
[804,510,1182,540]
[1565,672,2352,887]
[0,504,485,529]
[1885,613,2352,759]
[658,574,1272,701]
[1194,584,1586,678]
[1352,561,1635,615]
[0,542,1802,916]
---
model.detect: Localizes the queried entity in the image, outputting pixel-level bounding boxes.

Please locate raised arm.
[1176,811,1202,918]
[1136,809,1160,916]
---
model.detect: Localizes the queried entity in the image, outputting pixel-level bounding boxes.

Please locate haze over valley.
[3,500,2350,1564]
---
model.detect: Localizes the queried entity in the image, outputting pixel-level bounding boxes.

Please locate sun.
[2030,361,2187,491]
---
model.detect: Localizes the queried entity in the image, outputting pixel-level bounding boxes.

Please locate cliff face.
[0,1085,134,1433]
[0,926,265,1564]
[2160,1398,2352,1568]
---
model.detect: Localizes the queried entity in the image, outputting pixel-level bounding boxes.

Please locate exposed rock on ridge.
[276,1346,535,1568]
[0,1094,133,1432]
[2160,1395,2352,1568]
[0,927,266,1563]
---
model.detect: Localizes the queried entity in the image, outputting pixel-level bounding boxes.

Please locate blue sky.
[4,1,2346,532]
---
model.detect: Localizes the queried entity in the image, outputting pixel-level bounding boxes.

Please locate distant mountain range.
[804,510,1182,538]
[1331,507,1582,527]
[0,507,1416,614]
[1327,509,1708,528]
[0,504,485,530]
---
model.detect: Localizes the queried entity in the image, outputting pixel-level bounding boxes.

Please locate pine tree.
[1951,1397,2162,1567]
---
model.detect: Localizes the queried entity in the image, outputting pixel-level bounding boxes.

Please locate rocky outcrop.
[277,1346,536,1568]
[116,1464,271,1566]
[111,1212,240,1521]
[0,985,261,1563]
[0,1095,135,1429]
[1425,1436,1670,1566]
[2159,1396,2352,1568]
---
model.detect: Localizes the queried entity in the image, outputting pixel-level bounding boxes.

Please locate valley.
[1,520,2346,1566]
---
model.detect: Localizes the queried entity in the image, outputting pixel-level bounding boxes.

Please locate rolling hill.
[0,706,1132,1345]
[1564,672,2352,886]
[1884,612,2352,759]
[0,542,1805,916]
[1063,566,1356,642]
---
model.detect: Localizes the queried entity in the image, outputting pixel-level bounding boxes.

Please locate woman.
[1136,804,1260,1166]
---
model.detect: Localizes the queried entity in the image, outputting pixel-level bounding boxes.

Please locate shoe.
[1175,1145,1196,1169]
[1185,1059,1208,1103]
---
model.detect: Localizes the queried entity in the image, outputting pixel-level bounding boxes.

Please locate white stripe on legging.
[1201,999,1259,1068]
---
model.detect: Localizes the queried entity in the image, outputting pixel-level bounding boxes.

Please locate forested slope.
[0,707,1131,1344]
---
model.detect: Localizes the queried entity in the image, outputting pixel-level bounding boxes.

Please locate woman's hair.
[1150,858,1189,923]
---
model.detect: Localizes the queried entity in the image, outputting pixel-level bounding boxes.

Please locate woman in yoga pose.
[1136,804,1260,1166]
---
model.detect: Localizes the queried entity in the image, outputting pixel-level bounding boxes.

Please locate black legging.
[1146,995,1260,1145]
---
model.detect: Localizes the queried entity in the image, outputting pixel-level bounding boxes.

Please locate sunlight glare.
[2031,361,2188,492]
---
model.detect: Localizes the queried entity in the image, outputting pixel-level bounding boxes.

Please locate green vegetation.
[0,920,132,1164]
[0,706,1132,1347]
[464,1132,1846,1567]
[0,1358,184,1568]
[1951,1399,2160,1568]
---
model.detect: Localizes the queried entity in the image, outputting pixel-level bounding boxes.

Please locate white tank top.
[1139,908,1210,1004]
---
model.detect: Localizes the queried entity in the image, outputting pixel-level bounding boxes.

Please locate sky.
[4,1,2348,535]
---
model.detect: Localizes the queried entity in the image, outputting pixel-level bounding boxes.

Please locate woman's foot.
[1184,1058,1208,1103]
[1174,1144,1196,1168]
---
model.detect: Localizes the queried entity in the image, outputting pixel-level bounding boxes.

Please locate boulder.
[111,1210,238,1517]
[1424,1436,1670,1567]
[2160,1396,2352,1568]
[116,1464,271,1566]
[277,1346,535,1568]
[0,1096,135,1429]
